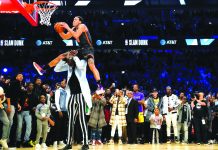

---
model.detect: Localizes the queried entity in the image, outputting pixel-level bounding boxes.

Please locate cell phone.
[112,83,115,87]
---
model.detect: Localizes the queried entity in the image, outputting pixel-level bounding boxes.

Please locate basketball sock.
[96,80,103,89]
[96,80,102,85]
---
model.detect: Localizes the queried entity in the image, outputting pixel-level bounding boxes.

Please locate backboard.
[0,0,38,26]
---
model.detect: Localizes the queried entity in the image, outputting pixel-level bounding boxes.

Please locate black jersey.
[78,30,93,49]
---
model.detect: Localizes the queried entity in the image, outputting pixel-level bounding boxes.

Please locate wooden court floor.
[13,143,218,150]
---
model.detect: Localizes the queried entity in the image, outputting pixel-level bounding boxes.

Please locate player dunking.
[33,16,103,90]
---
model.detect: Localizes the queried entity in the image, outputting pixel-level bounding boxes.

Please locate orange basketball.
[54,22,64,33]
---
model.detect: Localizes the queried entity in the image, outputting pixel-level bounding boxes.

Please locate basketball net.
[34,1,57,26]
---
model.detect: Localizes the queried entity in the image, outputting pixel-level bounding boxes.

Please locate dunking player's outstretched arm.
[59,23,86,40]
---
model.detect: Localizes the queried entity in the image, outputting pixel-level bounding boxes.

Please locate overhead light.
[75,0,90,6]
[3,68,8,73]
[179,0,186,5]
[124,0,142,6]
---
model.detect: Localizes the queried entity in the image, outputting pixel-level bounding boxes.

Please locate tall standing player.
[33,16,103,91]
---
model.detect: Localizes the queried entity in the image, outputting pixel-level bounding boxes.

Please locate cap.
[166,86,171,90]
[152,88,158,92]
[0,87,5,95]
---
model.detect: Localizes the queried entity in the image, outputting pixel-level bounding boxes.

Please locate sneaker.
[41,143,47,149]
[96,140,103,145]
[91,140,95,146]
[29,140,35,147]
[16,141,22,148]
[0,139,8,149]
[175,140,180,144]
[80,145,89,150]
[197,143,201,145]
[53,141,58,148]
[208,140,214,144]
[59,144,72,150]
[22,141,34,147]
[35,143,41,149]
[108,139,114,145]
[59,141,66,149]
[33,62,45,75]
[166,140,171,144]
[118,139,123,145]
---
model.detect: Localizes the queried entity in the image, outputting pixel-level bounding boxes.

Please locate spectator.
[0,86,10,149]
[101,88,112,143]
[33,78,45,100]
[177,96,191,144]
[126,90,138,144]
[179,92,185,101]
[146,88,163,143]
[211,93,218,143]
[162,86,180,144]
[133,84,145,143]
[31,78,44,142]
[6,73,25,147]
[191,92,208,144]
[53,79,68,149]
[149,108,163,144]
[88,91,107,146]
[207,94,214,144]
[35,95,51,149]
[108,89,127,145]
[16,82,35,147]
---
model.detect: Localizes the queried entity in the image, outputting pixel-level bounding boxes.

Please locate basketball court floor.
[13,144,218,150]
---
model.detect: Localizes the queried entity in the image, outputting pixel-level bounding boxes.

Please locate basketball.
[54,22,64,33]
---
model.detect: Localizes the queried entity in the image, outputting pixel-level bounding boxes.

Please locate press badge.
[202,119,206,125]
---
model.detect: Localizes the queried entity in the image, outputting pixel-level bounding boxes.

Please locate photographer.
[191,92,208,144]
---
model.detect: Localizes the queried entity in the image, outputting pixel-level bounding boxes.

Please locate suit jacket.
[54,56,92,109]
[126,98,139,123]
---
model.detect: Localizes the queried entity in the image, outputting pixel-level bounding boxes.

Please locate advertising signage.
[0,37,217,48]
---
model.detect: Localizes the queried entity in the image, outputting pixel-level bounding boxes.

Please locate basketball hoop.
[33,1,57,26]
